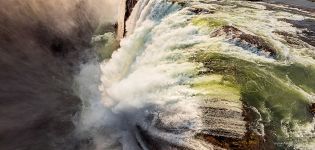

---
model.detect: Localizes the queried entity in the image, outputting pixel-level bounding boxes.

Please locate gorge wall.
[117,0,138,40]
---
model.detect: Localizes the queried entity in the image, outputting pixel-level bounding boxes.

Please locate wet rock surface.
[188,7,215,15]
[199,99,246,139]
[117,0,138,39]
[196,104,274,150]
[211,26,277,57]
[264,0,315,10]
[279,18,315,47]
[310,103,315,115]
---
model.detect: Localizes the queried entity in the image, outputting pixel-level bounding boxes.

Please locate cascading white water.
[74,0,315,149]
[75,0,215,149]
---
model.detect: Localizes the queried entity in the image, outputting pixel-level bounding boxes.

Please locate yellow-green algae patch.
[192,17,228,29]
[191,74,241,101]
[191,51,313,139]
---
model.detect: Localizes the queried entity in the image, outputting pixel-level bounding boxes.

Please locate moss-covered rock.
[191,75,241,101]
[191,51,313,143]
[192,17,228,29]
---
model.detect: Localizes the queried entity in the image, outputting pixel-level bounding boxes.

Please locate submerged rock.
[188,7,215,15]
[310,103,315,115]
[197,104,273,150]
[211,25,277,57]
[280,18,315,47]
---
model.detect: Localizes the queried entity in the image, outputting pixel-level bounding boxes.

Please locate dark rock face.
[126,0,138,22]
[196,104,276,150]
[264,0,315,10]
[123,0,138,37]
[117,0,138,39]
[279,19,315,47]
[310,103,315,115]
[188,7,215,15]
[211,26,277,57]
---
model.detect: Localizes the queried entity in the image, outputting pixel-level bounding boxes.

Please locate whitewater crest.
[75,0,315,149]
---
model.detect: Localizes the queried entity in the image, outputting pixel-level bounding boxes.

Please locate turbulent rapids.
[73,0,315,149]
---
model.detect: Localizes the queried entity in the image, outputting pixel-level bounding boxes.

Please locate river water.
[75,0,315,149]
[1,0,314,150]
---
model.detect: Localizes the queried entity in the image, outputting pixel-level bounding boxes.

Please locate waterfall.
[76,0,212,149]
[75,0,315,149]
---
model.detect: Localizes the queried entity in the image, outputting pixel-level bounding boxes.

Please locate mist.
[0,0,119,150]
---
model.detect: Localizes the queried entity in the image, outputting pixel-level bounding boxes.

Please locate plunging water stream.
[75,0,315,149]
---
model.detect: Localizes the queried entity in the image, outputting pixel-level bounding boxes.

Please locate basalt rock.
[197,104,275,150]
[117,0,138,40]
[279,18,315,47]
[310,103,315,115]
[211,25,277,57]
[188,7,215,15]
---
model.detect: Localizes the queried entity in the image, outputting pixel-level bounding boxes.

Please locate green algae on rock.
[192,17,228,29]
